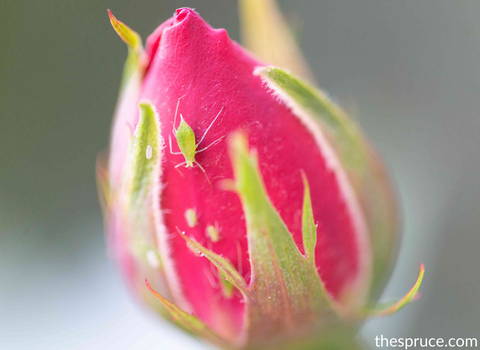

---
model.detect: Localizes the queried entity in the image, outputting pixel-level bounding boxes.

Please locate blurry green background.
[1,0,479,349]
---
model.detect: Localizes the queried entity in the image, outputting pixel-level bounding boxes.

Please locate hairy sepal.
[107,10,145,88]
[229,132,341,346]
[105,12,169,306]
[255,66,399,308]
[119,102,171,299]
[127,102,160,205]
[145,280,228,347]
[179,233,250,298]
[107,10,145,191]
[301,172,316,264]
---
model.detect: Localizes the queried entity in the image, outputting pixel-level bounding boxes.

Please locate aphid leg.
[172,95,186,133]
[174,161,187,169]
[168,135,182,155]
[196,106,225,147]
[174,161,211,184]
[194,161,211,185]
[196,135,226,153]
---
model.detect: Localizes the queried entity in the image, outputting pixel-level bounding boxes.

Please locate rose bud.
[98,7,424,349]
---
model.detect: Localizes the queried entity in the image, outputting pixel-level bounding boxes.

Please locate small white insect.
[206,224,220,243]
[145,145,153,159]
[168,96,225,176]
[184,208,198,228]
[146,250,160,269]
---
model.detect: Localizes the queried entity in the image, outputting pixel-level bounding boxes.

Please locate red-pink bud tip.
[175,8,192,23]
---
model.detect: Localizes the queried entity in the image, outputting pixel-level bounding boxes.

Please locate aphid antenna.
[196,106,225,146]
[172,94,186,133]
[196,135,225,153]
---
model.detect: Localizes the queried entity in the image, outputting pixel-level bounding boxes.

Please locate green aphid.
[169,97,225,176]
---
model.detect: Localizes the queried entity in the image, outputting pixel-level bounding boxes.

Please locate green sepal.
[254,66,361,166]
[255,66,399,306]
[107,10,145,88]
[299,171,342,316]
[179,233,250,297]
[145,280,227,347]
[301,172,316,263]
[229,132,339,344]
[121,102,166,285]
[128,102,160,205]
[108,9,142,50]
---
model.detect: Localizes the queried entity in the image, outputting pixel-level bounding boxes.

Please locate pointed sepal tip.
[107,9,142,51]
[301,172,317,263]
[145,279,227,346]
[369,264,425,317]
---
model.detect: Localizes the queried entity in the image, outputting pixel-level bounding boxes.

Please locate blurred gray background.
[1,0,479,349]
